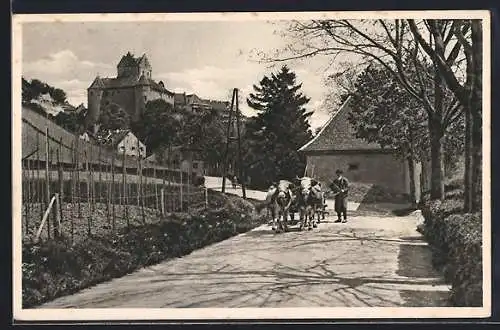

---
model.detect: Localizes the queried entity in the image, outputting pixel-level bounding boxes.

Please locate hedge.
[22,192,266,308]
[419,187,482,307]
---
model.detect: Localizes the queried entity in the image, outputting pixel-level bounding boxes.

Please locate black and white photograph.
[12,11,491,320]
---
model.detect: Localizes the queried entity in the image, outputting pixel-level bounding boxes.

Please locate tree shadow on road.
[135,238,449,308]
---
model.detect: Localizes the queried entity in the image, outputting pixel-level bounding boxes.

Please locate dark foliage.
[419,185,482,307]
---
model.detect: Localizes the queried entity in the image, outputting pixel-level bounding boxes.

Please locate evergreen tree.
[245,65,313,188]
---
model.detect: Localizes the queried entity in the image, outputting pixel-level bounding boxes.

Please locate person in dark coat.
[331,169,349,223]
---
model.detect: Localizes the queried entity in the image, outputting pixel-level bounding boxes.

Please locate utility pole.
[221,88,246,198]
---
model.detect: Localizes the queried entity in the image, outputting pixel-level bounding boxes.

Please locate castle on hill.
[85,52,176,128]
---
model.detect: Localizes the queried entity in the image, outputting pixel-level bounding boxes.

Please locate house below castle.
[85,52,175,127]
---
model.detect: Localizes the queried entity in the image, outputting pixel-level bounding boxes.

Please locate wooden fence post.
[154,166,159,214]
[205,185,208,208]
[57,147,64,227]
[89,143,95,213]
[122,149,129,228]
[70,140,75,244]
[34,194,57,244]
[111,153,116,233]
[180,170,183,212]
[137,139,146,224]
[45,127,51,239]
[36,132,42,223]
[25,156,31,236]
[161,188,165,216]
[54,193,61,237]
[98,145,102,207]
[85,148,92,237]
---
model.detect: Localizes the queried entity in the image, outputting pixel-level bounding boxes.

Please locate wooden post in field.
[136,144,141,209]
[89,143,95,213]
[45,127,51,239]
[36,132,42,221]
[85,148,92,236]
[180,170,183,212]
[54,193,61,237]
[57,146,64,229]
[98,146,102,206]
[50,149,57,238]
[162,173,166,213]
[70,140,75,244]
[33,194,57,244]
[137,139,146,224]
[122,149,129,228]
[106,159,111,225]
[111,153,116,233]
[154,166,159,214]
[25,155,31,236]
[76,139,82,227]
[161,188,165,216]
[205,185,208,208]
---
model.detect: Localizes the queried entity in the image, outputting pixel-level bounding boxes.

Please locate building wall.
[143,88,175,107]
[101,87,137,120]
[116,132,146,158]
[117,65,139,78]
[86,88,103,127]
[304,152,409,194]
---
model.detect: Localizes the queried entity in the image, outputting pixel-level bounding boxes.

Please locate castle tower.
[117,51,152,79]
[85,76,105,129]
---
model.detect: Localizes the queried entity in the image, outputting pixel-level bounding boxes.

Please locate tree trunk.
[429,118,445,200]
[470,102,482,212]
[429,67,446,201]
[463,104,472,212]
[407,156,417,207]
[470,20,483,213]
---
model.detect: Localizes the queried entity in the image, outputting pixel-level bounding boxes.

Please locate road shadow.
[397,242,449,307]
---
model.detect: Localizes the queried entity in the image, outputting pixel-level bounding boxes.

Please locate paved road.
[40,211,449,308]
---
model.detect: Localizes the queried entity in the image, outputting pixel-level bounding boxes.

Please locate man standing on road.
[331,169,349,223]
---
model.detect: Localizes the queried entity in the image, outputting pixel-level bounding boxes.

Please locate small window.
[193,163,198,169]
[144,96,147,101]
[120,146,125,151]
[131,146,135,150]
[348,163,359,171]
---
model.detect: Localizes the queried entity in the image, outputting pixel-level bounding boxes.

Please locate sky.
[22,20,340,130]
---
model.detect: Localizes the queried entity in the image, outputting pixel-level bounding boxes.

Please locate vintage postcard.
[12,11,491,321]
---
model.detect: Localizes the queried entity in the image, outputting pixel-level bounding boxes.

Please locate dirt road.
[39,210,449,308]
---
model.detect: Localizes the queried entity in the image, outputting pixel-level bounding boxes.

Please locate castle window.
[348,163,359,171]
[131,146,136,150]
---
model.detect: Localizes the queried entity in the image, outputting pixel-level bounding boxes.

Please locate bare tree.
[408,19,482,212]
[264,19,471,204]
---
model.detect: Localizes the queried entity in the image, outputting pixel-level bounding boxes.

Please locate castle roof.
[299,96,383,153]
[88,75,174,95]
[117,52,152,68]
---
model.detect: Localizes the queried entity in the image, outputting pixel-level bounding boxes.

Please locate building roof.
[102,130,141,148]
[299,96,383,153]
[88,75,174,95]
[117,52,140,67]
